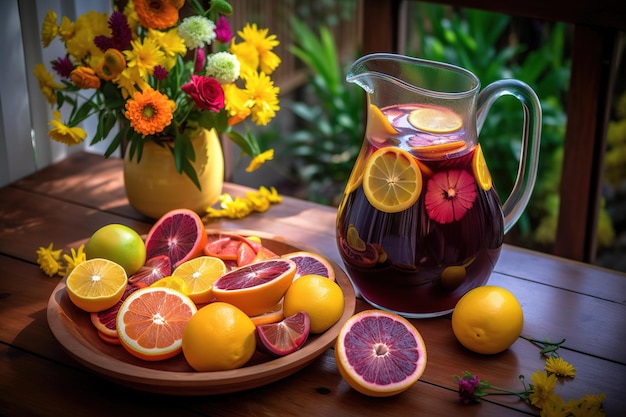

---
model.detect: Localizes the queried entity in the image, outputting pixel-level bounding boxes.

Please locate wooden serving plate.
[47,229,356,395]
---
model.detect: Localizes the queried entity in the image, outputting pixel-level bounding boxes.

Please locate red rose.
[181,75,225,112]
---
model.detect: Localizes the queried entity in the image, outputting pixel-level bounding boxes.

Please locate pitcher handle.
[476,79,542,234]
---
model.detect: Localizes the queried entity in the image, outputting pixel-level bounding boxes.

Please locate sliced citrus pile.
[90,285,139,344]
[363,147,422,213]
[408,106,462,133]
[451,286,523,354]
[256,311,311,356]
[171,256,228,304]
[472,144,493,190]
[212,258,297,316]
[335,309,427,397]
[116,286,197,361]
[204,232,278,267]
[65,258,128,312]
[282,251,336,281]
[283,274,344,334]
[144,208,207,268]
[182,302,256,371]
[366,104,398,141]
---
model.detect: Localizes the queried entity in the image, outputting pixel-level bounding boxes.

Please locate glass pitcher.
[336,53,541,318]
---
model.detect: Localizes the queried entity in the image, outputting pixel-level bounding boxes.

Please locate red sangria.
[336,103,504,317]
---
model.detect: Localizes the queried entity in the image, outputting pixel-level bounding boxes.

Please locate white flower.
[177,16,216,49]
[206,52,240,84]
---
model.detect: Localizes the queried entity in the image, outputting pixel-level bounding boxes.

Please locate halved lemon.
[408,106,462,133]
[472,144,493,190]
[363,147,422,213]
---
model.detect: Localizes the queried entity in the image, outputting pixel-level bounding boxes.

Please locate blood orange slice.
[212,259,297,317]
[128,255,172,287]
[282,251,336,281]
[256,311,311,356]
[90,284,139,339]
[335,309,427,397]
[144,209,207,269]
[116,286,197,361]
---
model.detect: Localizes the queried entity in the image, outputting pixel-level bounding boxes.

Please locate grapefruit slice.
[212,259,297,317]
[144,209,207,269]
[128,255,172,287]
[116,286,197,361]
[363,147,422,213]
[256,311,311,356]
[335,309,427,397]
[171,256,228,304]
[282,251,336,281]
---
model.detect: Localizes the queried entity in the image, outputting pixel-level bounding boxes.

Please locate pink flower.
[425,169,477,224]
[215,16,233,43]
[181,75,225,112]
[194,48,205,73]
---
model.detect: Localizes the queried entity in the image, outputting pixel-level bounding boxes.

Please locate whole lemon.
[85,224,146,276]
[451,286,524,354]
[182,302,256,371]
[283,274,344,334]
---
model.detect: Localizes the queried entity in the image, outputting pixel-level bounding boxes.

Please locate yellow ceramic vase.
[123,128,224,219]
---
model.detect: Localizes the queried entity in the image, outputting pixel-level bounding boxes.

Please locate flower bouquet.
[34,0,280,190]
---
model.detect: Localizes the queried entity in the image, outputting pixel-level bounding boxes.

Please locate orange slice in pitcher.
[412,141,467,158]
[366,104,398,140]
[408,106,462,133]
[363,147,422,213]
[472,144,493,190]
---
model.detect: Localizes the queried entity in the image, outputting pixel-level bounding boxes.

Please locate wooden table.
[1,152,625,416]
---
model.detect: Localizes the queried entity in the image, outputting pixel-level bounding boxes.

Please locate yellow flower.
[115,67,149,99]
[223,83,253,126]
[566,394,606,417]
[33,64,63,106]
[545,357,576,378]
[245,72,280,126]
[58,16,74,42]
[125,87,175,136]
[124,36,166,79]
[229,41,259,79]
[41,9,59,47]
[246,149,274,172]
[235,23,281,75]
[70,66,101,89]
[60,245,86,277]
[539,395,568,417]
[258,186,282,204]
[48,110,87,146]
[148,28,186,70]
[36,243,62,277]
[528,370,559,409]
[64,11,109,61]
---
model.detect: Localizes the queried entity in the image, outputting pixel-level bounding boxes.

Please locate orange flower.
[96,49,126,81]
[70,66,101,89]
[134,0,182,30]
[124,87,175,136]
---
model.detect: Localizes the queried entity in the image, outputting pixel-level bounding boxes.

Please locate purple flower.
[94,11,132,52]
[194,48,205,73]
[458,374,482,404]
[51,55,74,78]
[153,66,168,81]
[215,16,233,43]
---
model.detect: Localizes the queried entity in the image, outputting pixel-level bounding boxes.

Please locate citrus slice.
[116,286,197,361]
[282,251,336,281]
[249,301,285,327]
[256,311,311,356]
[90,285,139,339]
[212,259,297,317]
[182,302,256,371]
[472,144,493,190]
[363,147,422,213]
[171,256,228,304]
[346,224,366,252]
[65,258,128,312]
[412,141,467,158]
[128,255,172,288]
[343,144,372,195]
[366,104,398,141]
[145,208,208,269]
[150,276,189,295]
[451,286,523,354]
[335,309,428,397]
[408,106,462,133]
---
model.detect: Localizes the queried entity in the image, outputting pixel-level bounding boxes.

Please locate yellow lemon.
[283,274,344,334]
[182,302,256,371]
[65,258,128,312]
[451,286,524,354]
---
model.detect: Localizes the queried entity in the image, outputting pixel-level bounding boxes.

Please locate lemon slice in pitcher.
[363,147,422,213]
[408,106,462,133]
